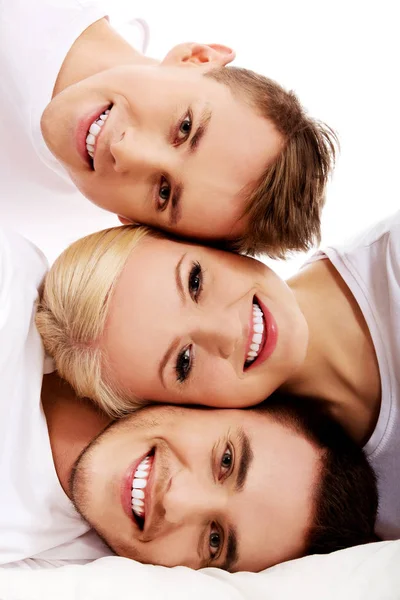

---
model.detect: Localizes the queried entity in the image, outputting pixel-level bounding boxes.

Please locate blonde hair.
[36,225,157,417]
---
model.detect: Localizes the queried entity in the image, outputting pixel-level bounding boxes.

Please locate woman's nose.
[192,312,241,359]
[109,127,169,175]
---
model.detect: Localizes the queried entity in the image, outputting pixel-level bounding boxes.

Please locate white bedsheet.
[0,541,398,600]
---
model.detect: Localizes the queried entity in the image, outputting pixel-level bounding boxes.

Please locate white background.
[116,0,399,277]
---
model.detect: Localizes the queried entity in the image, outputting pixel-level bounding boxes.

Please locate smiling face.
[71,404,321,571]
[101,235,308,408]
[40,63,282,240]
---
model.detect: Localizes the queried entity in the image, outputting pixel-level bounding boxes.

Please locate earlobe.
[162,43,235,70]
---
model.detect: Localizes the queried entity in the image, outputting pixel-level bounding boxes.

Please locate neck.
[282,259,381,444]
[53,17,157,97]
[41,372,111,497]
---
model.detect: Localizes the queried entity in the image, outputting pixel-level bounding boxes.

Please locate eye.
[157,176,171,211]
[219,445,233,480]
[188,261,203,303]
[176,112,192,144]
[175,345,193,383]
[209,525,222,559]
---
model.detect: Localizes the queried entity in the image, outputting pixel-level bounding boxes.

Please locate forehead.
[103,236,196,396]
[175,80,283,237]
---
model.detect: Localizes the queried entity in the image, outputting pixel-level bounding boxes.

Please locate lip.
[245,295,278,371]
[75,105,110,168]
[121,449,154,527]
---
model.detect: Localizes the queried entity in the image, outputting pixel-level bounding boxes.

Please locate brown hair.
[252,393,378,554]
[206,67,338,258]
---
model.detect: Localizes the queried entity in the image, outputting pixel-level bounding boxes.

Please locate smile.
[85,106,111,163]
[244,296,278,371]
[244,299,266,368]
[131,450,154,530]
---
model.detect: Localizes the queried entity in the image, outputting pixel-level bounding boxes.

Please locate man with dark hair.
[1,0,336,262]
[254,394,378,555]
[38,376,377,572]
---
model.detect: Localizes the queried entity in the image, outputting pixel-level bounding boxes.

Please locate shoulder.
[0,229,48,445]
[0,227,48,292]
[0,228,48,334]
[330,210,400,262]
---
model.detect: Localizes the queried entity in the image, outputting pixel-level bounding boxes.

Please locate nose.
[109,126,171,175]
[164,473,227,527]
[191,311,241,360]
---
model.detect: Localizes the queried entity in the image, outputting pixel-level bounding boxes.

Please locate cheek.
[135,529,199,569]
[187,361,243,406]
[68,171,117,209]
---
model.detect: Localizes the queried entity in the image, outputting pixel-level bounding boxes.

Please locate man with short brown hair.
[1,0,336,261]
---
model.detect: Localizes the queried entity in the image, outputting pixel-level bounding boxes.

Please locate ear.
[118,215,133,225]
[162,43,235,71]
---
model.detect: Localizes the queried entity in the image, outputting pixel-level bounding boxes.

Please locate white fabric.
[0,0,147,264]
[0,227,108,565]
[0,541,399,599]
[308,210,400,540]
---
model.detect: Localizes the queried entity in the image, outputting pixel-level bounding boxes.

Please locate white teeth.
[245,302,265,366]
[133,478,147,489]
[135,470,148,478]
[252,333,262,344]
[131,452,153,522]
[89,122,101,136]
[85,109,110,161]
[132,489,145,500]
[132,504,144,517]
[132,499,144,508]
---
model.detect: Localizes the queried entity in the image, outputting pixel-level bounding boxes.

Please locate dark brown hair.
[206,67,338,258]
[252,393,378,555]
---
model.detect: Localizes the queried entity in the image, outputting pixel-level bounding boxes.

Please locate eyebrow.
[189,107,212,155]
[169,184,183,227]
[235,428,254,492]
[220,526,238,572]
[157,253,186,387]
[167,108,212,227]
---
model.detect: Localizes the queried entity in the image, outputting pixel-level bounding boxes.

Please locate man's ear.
[162,43,235,70]
[118,215,133,225]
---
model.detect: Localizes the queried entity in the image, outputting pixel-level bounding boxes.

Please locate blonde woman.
[37,210,400,543]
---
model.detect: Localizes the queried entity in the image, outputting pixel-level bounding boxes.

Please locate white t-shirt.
[309,210,400,540]
[0,227,109,565]
[0,0,148,263]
